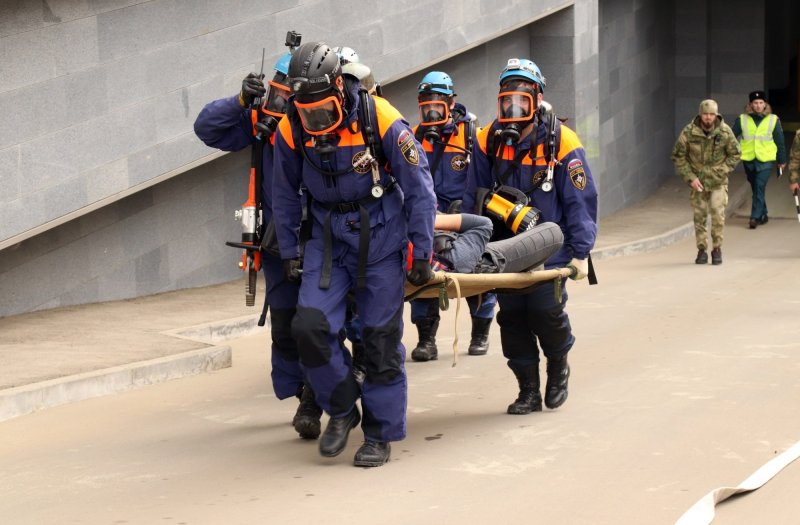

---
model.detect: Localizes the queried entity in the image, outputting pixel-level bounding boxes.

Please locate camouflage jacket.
[671,115,741,190]
[789,130,800,184]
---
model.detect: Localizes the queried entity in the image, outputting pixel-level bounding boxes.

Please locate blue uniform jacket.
[272,84,436,264]
[193,95,277,226]
[412,102,474,212]
[463,119,598,268]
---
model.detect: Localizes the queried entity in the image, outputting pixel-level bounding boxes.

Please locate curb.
[0,316,267,422]
[593,182,751,261]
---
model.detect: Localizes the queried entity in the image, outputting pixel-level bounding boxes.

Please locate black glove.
[406,259,433,286]
[446,200,463,214]
[283,258,303,283]
[239,73,266,107]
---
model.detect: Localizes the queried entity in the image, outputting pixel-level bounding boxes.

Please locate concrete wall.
[1,0,583,317]
[0,151,248,318]
[674,0,765,133]
[598,0,676,213]
[1,0,765,317]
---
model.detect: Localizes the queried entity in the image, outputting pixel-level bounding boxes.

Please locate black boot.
[292,383,322,439]
[411,318,439,362]
[353,440,391,467]
[318,406,361,457]
[544,356,570,409]
[507,365,542,415]
[710,247,722,266]
[467,317,492,356]
[695,249,707,264]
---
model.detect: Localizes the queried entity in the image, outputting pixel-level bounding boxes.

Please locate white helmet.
[333,46,360,65]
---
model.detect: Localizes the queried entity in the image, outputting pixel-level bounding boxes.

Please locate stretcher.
[404,266,574,302]
[404,266,575,366]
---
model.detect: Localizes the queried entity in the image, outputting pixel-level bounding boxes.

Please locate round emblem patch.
[450,155,467,171]
[532,169,547,187]
[352,150,371,174]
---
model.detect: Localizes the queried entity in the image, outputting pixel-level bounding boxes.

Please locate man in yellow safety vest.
[731,90,787,229]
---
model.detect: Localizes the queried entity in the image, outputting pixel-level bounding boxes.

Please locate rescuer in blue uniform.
[272,42,436,468]
[409,71,497,362]
[463,58,598,416]
[193,52,322,440]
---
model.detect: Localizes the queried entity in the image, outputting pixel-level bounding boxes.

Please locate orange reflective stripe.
[336,127,367,147]
[373,96,403,136]
[476,125,491,154]
[250,109,259,137]
[557,125,583,160]
[277,115,295,150]
[447,123,467,151]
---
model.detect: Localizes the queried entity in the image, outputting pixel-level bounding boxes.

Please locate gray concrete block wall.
[598,0,675,215]
[1,0,575,249]
[3,0,593,316]
[673,0,765,133]
[0,150,248,318]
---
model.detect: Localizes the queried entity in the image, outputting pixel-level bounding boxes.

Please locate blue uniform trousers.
[496,280,575,369]
[745,166,771,221]
[292,241,407,442]
[262,251,304,400]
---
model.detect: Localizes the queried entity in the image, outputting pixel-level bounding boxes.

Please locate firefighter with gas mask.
[193,50,323,441]
[272,42,436,468]
[463,58,598,416]
[408,71,496,362]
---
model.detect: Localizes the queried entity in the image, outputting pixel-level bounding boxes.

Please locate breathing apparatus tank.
[482,186,541,234]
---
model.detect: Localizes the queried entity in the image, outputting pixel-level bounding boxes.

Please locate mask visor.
[294,96,343,135]
[497,91,534,123]
[262,81,291,118]
[418,100,449,126]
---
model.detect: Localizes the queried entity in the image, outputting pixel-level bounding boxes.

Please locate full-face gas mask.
[418,92,451,143]
[288,42,346,143]
[417,71,455,144]
[497,80,537,145]
[258,72,292,137]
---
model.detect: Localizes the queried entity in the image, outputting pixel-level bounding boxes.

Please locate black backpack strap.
[429,140,447,176]
[358,88,386,167]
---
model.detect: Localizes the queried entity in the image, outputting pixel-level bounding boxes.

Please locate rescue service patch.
[532,169,547,187]
[567,159,586,190]
[397,129,412,146]
[351,150,371,174]
[398,130,419,165]
[450,155,467,171]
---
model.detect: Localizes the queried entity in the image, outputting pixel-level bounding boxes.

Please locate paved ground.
[1,200,799,525]
[0,172,763,421]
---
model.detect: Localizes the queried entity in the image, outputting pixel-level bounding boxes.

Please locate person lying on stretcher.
[408,213,564,277]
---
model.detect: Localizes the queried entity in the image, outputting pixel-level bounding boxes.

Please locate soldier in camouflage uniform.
[788,130,800,193]
[671,99,741,265]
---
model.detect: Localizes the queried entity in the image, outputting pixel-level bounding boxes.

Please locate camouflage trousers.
[691,185,728,250]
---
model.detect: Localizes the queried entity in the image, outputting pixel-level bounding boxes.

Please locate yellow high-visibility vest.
[739,114,778,161]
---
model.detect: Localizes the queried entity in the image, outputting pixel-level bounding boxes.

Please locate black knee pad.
[270,307,298,361]
[361,308,403,385]
[291,306,332,368]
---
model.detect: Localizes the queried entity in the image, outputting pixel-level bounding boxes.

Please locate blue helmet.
[274,51,291,76]
[418,71,454,96]
[499,58,546,91]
